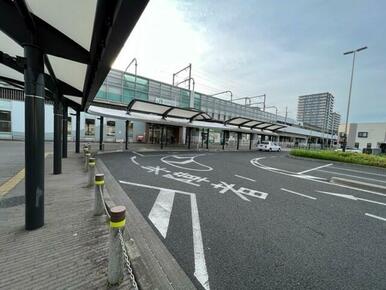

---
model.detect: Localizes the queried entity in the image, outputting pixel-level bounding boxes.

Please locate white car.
[335,147,362,153]
[257,141,281,152]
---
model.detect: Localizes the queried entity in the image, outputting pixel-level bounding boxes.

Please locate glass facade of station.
[95,69,294,124]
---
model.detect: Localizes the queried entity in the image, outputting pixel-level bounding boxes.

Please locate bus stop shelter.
[0,0,148,230]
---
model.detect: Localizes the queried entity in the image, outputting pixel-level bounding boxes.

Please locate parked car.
[335,147,362,153]
[257,141,281,152]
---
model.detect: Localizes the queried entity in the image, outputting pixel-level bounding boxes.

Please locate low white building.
[338,122,386,153]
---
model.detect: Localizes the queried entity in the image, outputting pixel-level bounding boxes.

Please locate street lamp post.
[342,46,367,152]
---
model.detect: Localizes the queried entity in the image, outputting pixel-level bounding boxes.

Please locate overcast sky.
[113,0,386,123]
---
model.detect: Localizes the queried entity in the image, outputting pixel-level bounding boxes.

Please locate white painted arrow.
[317,190,386,206]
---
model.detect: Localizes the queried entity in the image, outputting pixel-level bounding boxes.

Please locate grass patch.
[289,149,386,168]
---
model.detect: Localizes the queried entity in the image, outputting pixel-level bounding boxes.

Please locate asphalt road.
[100,150,386,290]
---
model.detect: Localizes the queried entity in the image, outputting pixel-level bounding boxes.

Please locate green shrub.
[289,149,386,168]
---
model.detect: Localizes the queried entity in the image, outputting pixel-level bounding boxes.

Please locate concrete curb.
[96,158,196,290]
[331,177,386,194]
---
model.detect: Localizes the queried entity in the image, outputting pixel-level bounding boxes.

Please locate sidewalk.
[0,153,131,289]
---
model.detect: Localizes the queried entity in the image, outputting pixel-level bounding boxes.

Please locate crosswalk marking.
[148,189,176,238]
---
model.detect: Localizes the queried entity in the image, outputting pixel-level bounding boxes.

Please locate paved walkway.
[0,153,130,289]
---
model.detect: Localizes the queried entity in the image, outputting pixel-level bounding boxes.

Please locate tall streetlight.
[342,46,367,152]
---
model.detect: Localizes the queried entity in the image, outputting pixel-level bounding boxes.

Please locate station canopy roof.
[88,99,287,135]
[127,99,212,121]
[0,0,148,111]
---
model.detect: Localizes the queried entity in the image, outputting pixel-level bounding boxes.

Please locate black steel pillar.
[165,126,168,147]
[125,120,129,150]
[75,110,80,153]
[62,104,68,158]
[53,100,62,174]
[99,116,104,150]
[237,132,240,150]
[206,128,209,149]
[24,44,45,230]
[188,127,191,149]
[222,131,226,150]
[160,126,164,149]
[249,133,253,150]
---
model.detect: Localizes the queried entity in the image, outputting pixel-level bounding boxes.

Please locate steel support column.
[53,100,62,174]
[24,44,45,230]
[188,127,191,149]
[237,132,240,150]
[75,110,80,153]
[99,116,104,150]
[249,133,253,150]
[206,128,209,149]
[125,120,129,150]
[160,126,164,149]
[62,104,68,158]
[222,131,226,150]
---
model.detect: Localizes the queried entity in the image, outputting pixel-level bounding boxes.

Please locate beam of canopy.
[0,0,148,110]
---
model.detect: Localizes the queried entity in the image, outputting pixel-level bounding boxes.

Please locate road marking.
[132,151,144,157]
[0,152,51,197]
[318,169,386,184]
[297,163,332,175]
[119,180,194,196]
[251,157,386,197]
[0,168,25,197]
[130,156,140,166]
[365,213,386,222]
[331,166,386,178]
[191,194,210,290]
[119,180,210,290]
[317,191,386,206]
[161,155,213,172]
[280,188,317,200]
[148,189,176,238]
[234,174,256,182]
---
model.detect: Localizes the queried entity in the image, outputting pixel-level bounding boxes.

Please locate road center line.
[132,151,144,157]
[297,163,332,175]
[148,189,175,238]
[281,188,317,200]
[318,169,386,184]
[234,174,256,182]
[365,213,386,222]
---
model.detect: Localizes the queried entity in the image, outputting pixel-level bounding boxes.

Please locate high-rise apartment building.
[297,92,334,132]
[331,112,341,134]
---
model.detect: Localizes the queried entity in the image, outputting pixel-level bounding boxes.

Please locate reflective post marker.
[24,44,45,230]
[108,206,126,285]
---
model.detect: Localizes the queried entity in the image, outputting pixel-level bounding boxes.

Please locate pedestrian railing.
[88,158,138,288]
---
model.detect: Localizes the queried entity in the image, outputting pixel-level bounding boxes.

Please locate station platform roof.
[88,100,289,136]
